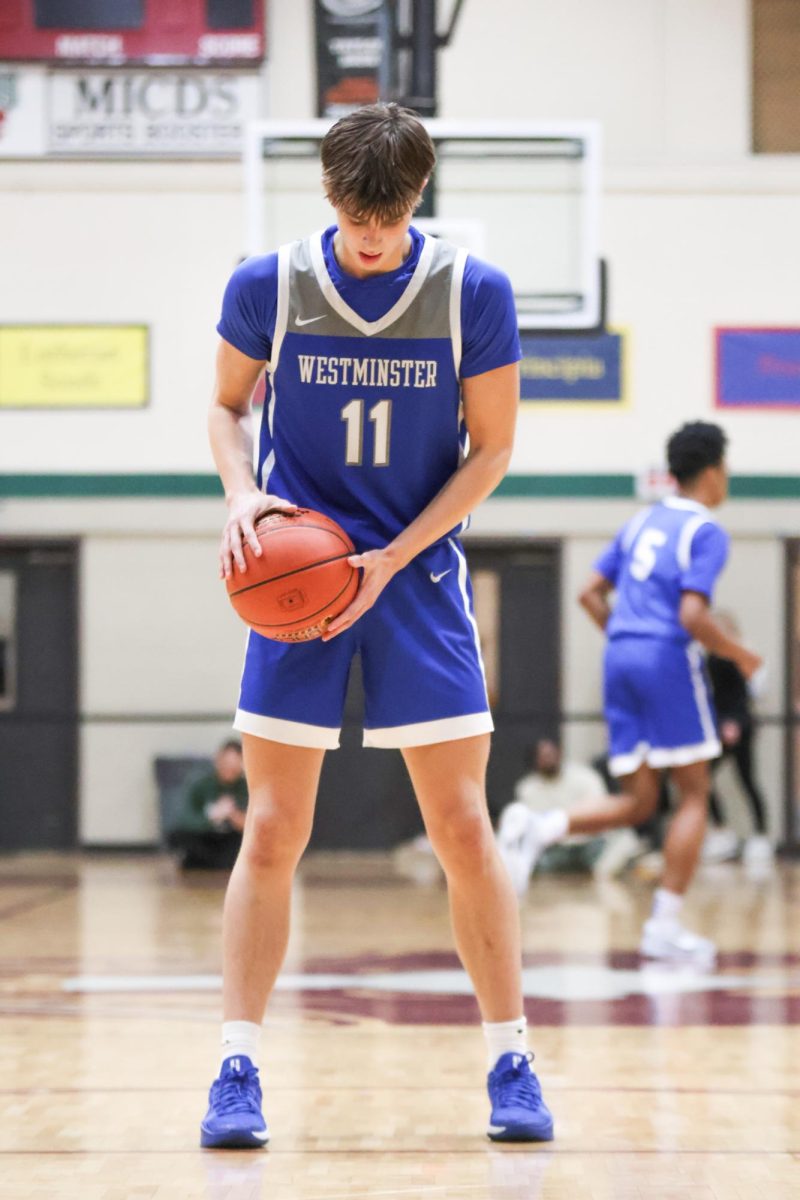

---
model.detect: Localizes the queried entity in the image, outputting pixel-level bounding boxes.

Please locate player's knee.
[631,792,659,825]
[429,802,493,873]
[679,787,710,811]
[241,804,310,871]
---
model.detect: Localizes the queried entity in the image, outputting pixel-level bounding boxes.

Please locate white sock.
[651,887,683,923]
[483,1015,528,1069]
[221,1020,261,1070]
[538,809,569,846]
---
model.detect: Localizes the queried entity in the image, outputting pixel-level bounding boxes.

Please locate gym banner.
[314,0,390,117]
[716,327,800,409]
[0,325,149,408]
[518,331,625,405]
[47,70,260,157]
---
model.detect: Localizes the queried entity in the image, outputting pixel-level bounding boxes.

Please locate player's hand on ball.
[220,490,297,578]
[322,548,395,640]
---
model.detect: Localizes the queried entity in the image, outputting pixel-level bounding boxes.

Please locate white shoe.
[701,827,740,863]
[639,918,717,965]
[496,804,547,896]
[743,835,774,867]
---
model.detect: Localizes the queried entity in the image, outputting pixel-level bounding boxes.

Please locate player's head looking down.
[666,421,729,506]
[321,103,436,277]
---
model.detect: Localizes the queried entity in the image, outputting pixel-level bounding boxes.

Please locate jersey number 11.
[341,399,392,467]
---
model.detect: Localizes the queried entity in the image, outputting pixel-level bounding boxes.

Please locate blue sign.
[518,331,624,403]
[716,327,800,409]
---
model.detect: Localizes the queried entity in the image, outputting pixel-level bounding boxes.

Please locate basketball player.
[200,104,553,1148]
[498,422,762,962]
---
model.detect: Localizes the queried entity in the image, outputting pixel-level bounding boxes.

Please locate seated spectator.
[168,739,248,869]
[497,738,641,890]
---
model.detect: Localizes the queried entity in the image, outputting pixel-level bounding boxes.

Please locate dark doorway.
[785,539,800,850]
[0,541,79,851]
[312,539,561,848]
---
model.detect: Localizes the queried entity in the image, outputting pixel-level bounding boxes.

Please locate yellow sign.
[0,325,148,408]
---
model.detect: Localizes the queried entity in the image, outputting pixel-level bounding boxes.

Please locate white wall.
[1,0,798,843]
[2,1,798,474]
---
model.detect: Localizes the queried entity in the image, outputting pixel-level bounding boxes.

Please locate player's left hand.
[322,549,397,640]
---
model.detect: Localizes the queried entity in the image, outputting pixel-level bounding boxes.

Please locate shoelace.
[493,1054,542,1108]
[213,1068,262,1115]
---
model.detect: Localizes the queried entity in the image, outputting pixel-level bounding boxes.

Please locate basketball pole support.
[393,0,468,216]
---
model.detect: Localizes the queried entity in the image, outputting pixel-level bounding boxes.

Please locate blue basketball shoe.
[200,1056,269,1149]
[486,1052,554,1142]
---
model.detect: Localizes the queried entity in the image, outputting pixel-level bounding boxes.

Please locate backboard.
[243,119,603,331]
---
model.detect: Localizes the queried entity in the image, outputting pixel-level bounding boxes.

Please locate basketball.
[225,508,359,641]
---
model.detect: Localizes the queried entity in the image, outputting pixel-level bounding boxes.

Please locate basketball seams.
[252,570,360,640]
[226,515,354,596]
[228,550,355,598]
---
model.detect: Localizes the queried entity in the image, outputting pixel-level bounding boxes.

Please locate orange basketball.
[225,509,359,641]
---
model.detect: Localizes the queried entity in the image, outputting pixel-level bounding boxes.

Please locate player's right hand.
[735,647,763,681]
[220,489,297,578]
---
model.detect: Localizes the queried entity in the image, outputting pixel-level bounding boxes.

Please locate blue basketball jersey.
[217,226,520,551]
[595,497,730,644]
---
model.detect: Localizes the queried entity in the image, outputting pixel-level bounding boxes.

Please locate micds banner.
[518,331,625,405]
[716,327,800,409]
[314,0,390,117]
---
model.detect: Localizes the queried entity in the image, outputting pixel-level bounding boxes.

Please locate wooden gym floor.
[0,850,798,1199]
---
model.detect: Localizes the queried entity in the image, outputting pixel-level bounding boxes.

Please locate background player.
[200,103,553,1149]
[498,422,762,962]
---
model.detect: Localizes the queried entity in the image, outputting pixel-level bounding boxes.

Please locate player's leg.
[201,736,324,1150]
[201,628,353,1150]
[567,762,661,835]
[223,735,324,1022]
[660,759,710,892]
[402,733,553,1143]
[403,734,521,1021]
[359,545,552,1142]
[640,758,716,963]
[496,638,658,884]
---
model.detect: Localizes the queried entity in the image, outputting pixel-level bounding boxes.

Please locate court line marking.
[0,1085,798,1096]
[60,966,794,1000]
[0,1148,797,1156]
[301,1186,538,1200]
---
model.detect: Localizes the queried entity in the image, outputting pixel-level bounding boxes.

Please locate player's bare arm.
[209,339,296,577]
[679,591,762,678]
[578,571,614,631]
[323,360,519,640]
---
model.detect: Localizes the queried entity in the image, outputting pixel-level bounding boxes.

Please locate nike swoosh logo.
[250,1130,269,1141]
[295,315,325,326]
[430,569,452,583]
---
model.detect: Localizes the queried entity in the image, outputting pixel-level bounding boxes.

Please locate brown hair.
[321,103,435,223]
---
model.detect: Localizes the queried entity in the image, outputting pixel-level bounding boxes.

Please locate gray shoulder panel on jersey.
[285,234,457,341]
[677,514,712,571]
[621,506,655,553]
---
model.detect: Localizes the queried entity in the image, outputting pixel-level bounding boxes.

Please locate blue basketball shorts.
[233,537,493,750]
[603,636,721,777]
